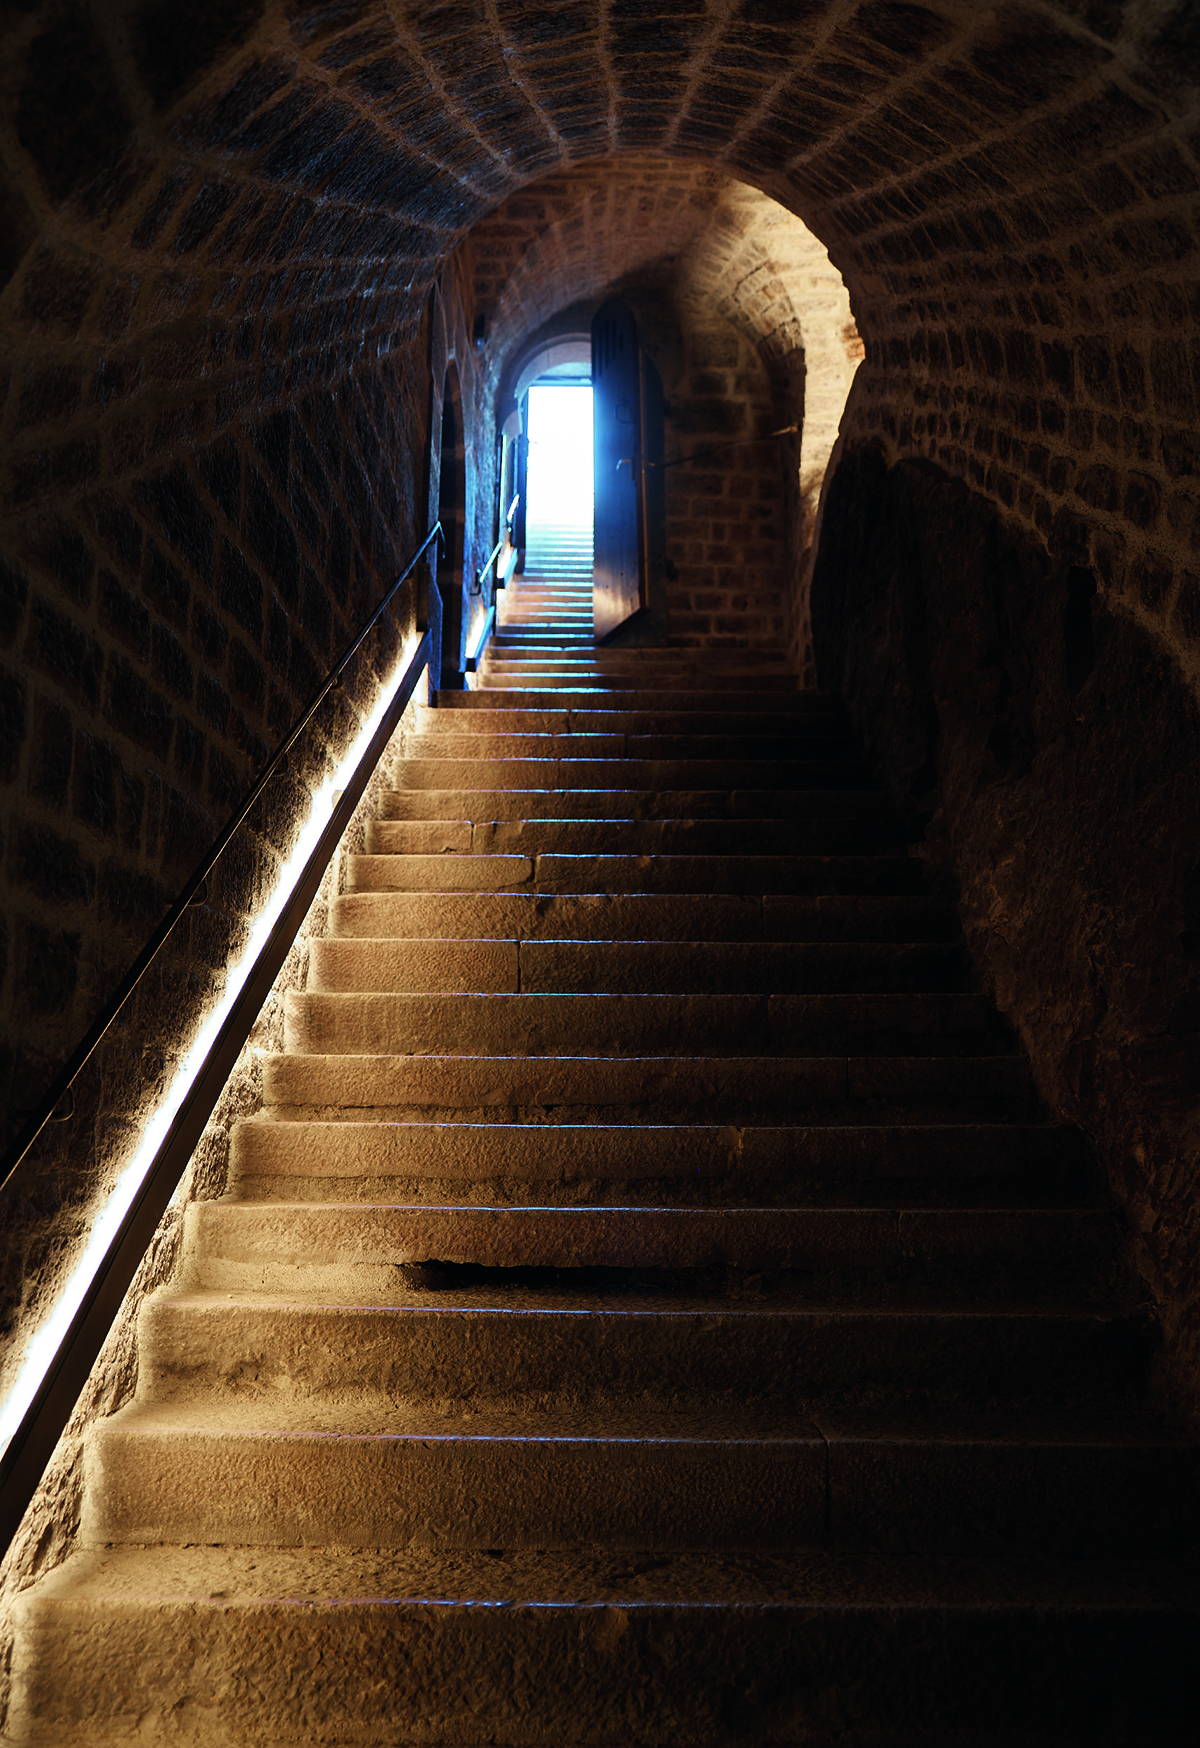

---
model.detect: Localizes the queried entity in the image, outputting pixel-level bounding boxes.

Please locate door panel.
[639,349,667,630]
[592,298,642,641]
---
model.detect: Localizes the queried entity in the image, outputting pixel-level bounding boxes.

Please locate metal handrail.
[1,521,443,1192]
[0,524,444,1552]
[475,493,520,592]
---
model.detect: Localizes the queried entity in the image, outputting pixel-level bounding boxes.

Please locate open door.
[592,298,664,643]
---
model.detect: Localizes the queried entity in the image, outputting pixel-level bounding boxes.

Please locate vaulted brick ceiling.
[2,0,1199,675]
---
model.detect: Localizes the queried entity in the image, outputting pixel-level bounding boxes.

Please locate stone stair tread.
[260,1052,1032,1104]
[184,1203,1112,1290]
[307,935,967,996]
[30,1540,1198,1610]
[346,853,918,894]
[376,791,906,827]
[96,1398,833,1440]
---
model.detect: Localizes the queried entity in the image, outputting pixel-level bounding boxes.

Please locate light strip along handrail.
[0,530,442,1552]
[1,521,442,1192]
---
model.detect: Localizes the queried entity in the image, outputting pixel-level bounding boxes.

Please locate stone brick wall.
[3,0,1200,1492]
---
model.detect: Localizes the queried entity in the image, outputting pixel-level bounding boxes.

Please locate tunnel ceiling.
[2,0,1200,680]
[464,156,859,501]
[465,154,855,373]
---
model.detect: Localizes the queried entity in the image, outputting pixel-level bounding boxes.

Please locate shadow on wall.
[811,445,1200,1426]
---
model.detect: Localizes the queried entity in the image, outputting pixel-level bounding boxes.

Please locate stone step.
[331,891,948,942]
[439,687,829,711]
[259,1051,1033,1113]
[391,757,869,791]
[413,705,847,734]
[364,816,903,855]
[405,732,857,760]
[347,852,922,895]
[377,789,904,831]
[15,1545,1193,1747]
[181,1201,1108,1292]
[136,1293,1142,1414]
[283,989,997,1058]
[84,1401,1193,1556]
[229,1115,1080,1194]
[307,938,967,996]
[475,672,804,692]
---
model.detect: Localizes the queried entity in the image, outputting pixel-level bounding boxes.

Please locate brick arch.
[468,157,859,535]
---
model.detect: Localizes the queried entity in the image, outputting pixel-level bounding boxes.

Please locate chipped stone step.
[347,853,914,896]
[86,1403,830,1550]
[182,1202,1115,1294]
[309,937,967,997]
[137,1293,1137,1412]
[259,1052,1033,1113]
[284,990,995,1058]
[377,788,901,829]
[229,1118,1076,1187]
[14,1545,1193,1748]
[392,757,868,792]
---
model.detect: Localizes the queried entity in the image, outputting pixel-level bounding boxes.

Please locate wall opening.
[526,378,593,553]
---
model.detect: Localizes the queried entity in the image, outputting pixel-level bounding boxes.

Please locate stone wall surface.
[813,445,1200,1423]
[1,0,1200,1577]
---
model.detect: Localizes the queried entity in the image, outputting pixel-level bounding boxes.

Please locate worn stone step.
[137,1292,1139,1413]
[14,1545,1193,1747]
[347,852,915,896]
[488,646,789,661]
[333,890,765,940]
[406,732,856,761]
[377,788,904,830]
[86,1401,830,1549]
[85,1399,1193,1557]
[413,705,846,735]
[230,1117,1078,1192]
[283,989,996,1058]
[477,674,805,695]
[332,891,948,943]
[365,816,903,856]
[309,937,966,996]
[442,688,821,712]
[259,1051,1033,1113]
[392,757,869,792]
[182,1202,1111,1293]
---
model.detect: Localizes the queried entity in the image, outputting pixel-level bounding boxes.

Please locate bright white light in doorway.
[527,383,593,531]
[0,634,425,1467]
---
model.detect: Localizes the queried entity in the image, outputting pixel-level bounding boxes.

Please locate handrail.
[464,601,496,673]
[0,525,442,1553]
[1,522,442,1192]
[475,493,520,592]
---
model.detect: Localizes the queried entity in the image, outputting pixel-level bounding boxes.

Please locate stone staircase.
[7,621,1197,1743]
[496,521,593,646]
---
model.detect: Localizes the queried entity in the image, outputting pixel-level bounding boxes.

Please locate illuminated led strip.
[0,630,430,1546]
